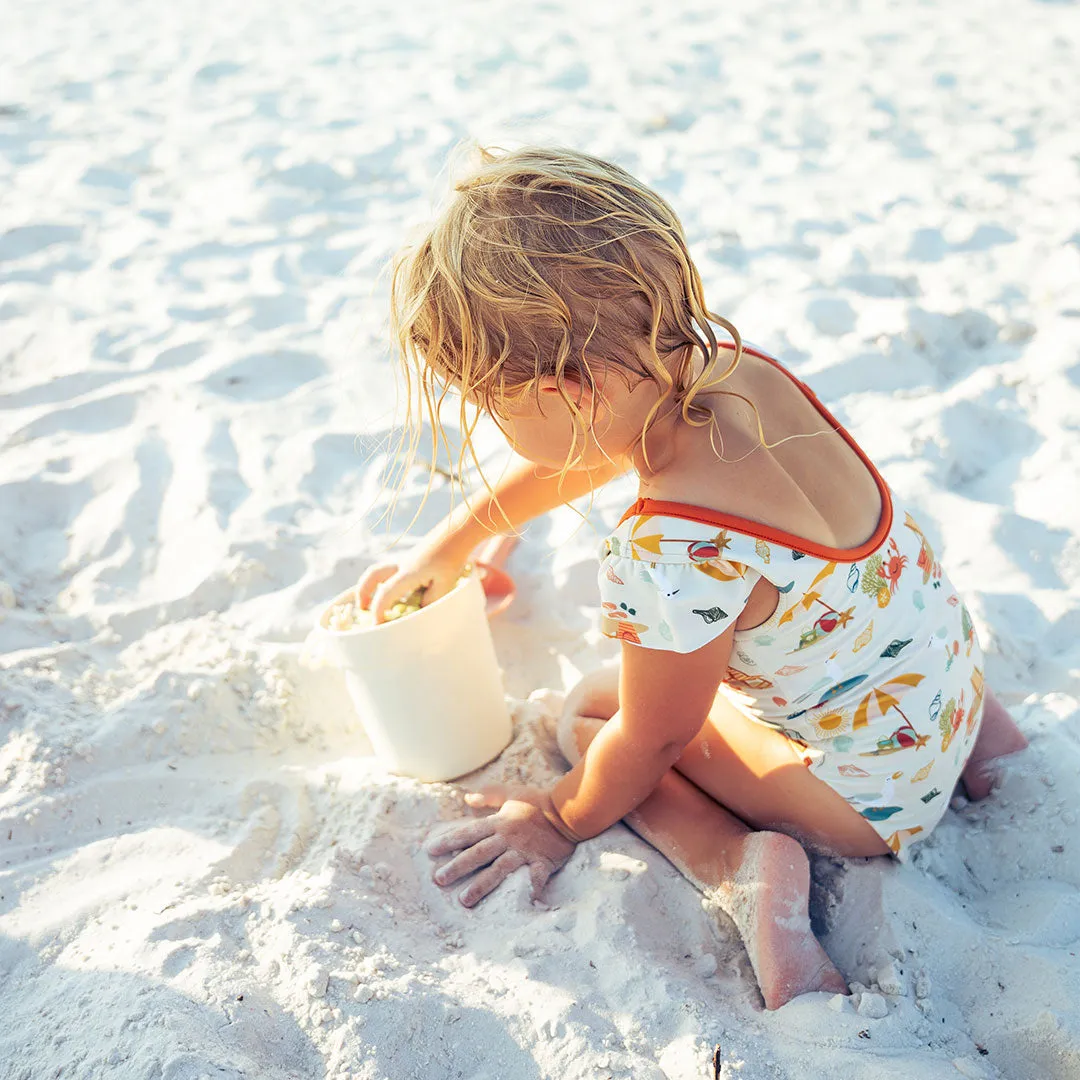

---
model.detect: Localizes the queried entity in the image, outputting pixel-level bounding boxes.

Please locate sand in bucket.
[311,573,513,782]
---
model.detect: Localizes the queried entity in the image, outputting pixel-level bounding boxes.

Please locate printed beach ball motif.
[687,539,724,562]
[860,721,930,757]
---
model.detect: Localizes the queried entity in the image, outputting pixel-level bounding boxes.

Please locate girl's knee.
[556,708,608,766]
[563,666,620,721]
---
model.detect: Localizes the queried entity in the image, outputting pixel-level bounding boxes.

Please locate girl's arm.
[360,453,627,620]
[425,453,628,562]
[550,627,736,837]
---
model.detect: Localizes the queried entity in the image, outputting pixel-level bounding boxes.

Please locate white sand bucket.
[311,574,513,782]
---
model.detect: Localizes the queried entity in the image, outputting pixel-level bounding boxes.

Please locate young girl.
[356,146,1029,1010]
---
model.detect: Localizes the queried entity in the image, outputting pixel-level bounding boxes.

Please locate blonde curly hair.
[390,144,745,486]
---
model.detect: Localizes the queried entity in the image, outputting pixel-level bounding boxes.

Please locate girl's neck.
[629,349,761,495]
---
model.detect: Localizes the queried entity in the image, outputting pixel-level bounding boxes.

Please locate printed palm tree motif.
[855,672,931,755]
[601,601,648,645]
[903,512,943,588]
[939,689,967,752]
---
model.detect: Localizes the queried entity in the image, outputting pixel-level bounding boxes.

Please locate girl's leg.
[565,667,890,857]
[559,671,848,1010]
[960,687,1029,800]
[673,687,892,858]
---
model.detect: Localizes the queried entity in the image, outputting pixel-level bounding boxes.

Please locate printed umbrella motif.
[853,672,926,731]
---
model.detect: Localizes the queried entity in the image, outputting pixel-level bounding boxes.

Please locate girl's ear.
[536,373,605,415]
[537,371,600,406]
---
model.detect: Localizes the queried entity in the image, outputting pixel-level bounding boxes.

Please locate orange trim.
[619,343,893,563]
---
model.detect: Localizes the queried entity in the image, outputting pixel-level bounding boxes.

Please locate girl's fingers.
[425,817,496,857]
[463,786,508,810]
[459,850,526,908]
[369,576,411,623]
[432,835,507,887]
[356,565,397,611]
[527,859,552,899]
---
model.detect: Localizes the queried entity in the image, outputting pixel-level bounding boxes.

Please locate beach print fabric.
[597,344,985,858]
[599,500,984,857]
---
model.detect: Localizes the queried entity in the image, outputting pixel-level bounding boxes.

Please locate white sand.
[2,0,1080,1076]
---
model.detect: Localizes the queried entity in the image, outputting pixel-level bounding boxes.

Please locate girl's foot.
[557,693,847,1010]
[961,691,1029,801]
[714,831,848,1010]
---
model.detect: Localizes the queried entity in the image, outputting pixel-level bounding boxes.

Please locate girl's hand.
[356,545,466,624]
[426,786,577,907]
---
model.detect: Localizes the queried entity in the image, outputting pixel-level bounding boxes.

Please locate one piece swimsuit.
[598,343,985,858]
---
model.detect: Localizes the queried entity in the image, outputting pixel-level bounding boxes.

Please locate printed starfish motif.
[713,530,732,556]
[912,733,930,750]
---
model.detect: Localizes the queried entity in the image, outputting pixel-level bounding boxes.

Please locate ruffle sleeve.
[598,552,759,654]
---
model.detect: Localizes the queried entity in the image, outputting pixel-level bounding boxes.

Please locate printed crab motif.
[879,539,909,593]
[859,539,907,608]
